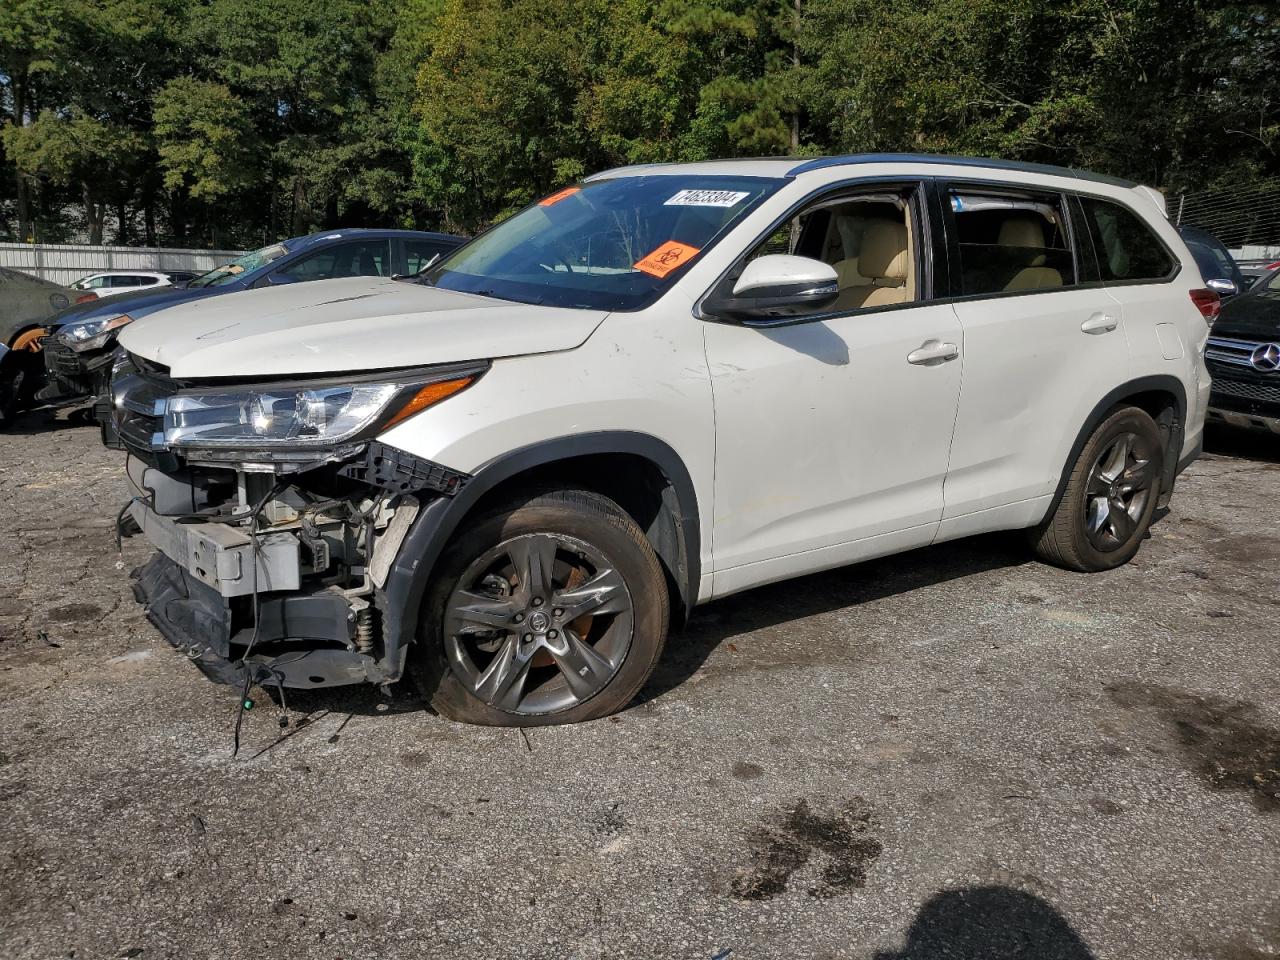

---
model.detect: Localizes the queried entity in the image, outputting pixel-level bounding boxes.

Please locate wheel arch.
[1045,374,1188,520]
[377,432,701,682]
[8,324,49,351]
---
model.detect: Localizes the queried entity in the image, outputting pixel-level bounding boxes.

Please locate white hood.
[117,276,608,377]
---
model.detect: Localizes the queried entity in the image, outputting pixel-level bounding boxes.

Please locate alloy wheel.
[442,533,634,715]
[1083,431,1156,552]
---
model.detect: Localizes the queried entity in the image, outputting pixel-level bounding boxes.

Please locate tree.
[2,110,146,243]
[0,0,71,240]
[154,78,257,201]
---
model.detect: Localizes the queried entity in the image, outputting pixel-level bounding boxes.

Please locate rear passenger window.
[1079,197,1175,282]
[949,190,1075,296]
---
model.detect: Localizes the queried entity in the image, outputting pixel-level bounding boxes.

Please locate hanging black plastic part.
[338,441,471,496]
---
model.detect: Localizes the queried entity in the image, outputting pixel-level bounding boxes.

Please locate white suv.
[71,271,177,299]
[108,154,1213,726]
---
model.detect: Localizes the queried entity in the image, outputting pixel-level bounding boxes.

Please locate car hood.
[117,276,609,377]
[48,284,222,328]
[1213,288,1280,339]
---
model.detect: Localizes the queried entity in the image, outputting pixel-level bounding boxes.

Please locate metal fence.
[0,243,245,286]
[1172,177,1280,259]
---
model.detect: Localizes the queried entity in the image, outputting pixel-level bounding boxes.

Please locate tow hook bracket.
[339,441,470,496]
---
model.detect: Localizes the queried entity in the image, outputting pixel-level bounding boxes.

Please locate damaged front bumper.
[109,353,475,691]
[130,551,381,689]
[37,336,113,405]
[124,484,426,689]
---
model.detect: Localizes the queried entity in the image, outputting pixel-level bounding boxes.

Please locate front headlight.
[59,314,132,352]
[160,367,482,453]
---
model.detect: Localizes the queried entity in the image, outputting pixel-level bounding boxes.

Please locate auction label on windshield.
[634,241,701,278]
[539,186,581,206]
[664,189,750,207]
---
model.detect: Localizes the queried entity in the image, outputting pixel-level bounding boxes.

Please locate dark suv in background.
[37,228,462,408]
[1178,225,1245,299]
[1205,265,1280,434]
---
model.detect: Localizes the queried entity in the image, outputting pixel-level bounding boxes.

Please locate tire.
[411,487,670,726]
[1031,405,1165,572]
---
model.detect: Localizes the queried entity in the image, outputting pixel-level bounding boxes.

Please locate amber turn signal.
[382,376,476,429]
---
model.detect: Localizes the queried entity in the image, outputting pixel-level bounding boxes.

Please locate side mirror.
[704,254,840,323]
[1206,277,1238,297]
[265,272,300,286]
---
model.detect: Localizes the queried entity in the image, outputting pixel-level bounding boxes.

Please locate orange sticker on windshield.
[634,241,701,278]
[539,186,580,207]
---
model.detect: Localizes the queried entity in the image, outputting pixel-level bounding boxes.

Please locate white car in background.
[70,270,185,300]
[107,153,1213,727]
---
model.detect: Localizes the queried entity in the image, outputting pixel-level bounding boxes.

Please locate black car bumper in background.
[36,336,115,404]
[1204,335,1280,434]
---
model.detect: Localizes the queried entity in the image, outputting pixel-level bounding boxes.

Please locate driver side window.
[737,189,920,316]
[272,240,392,283]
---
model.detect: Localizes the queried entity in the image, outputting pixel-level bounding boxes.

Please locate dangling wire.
[229,479,286,758]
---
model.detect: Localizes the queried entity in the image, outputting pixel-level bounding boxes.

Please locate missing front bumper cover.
[130,552,402,689]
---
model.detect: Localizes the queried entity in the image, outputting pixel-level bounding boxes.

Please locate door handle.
[1081,312,1118,334]
[907,340,959,365]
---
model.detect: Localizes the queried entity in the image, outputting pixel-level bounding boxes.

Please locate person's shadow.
[875,886,1097,960]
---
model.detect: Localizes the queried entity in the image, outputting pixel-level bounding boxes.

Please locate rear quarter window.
[1079,197,1176,283]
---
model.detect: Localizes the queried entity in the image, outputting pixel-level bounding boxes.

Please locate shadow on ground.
[643,531,1031,702]
[1203,422,1280,463]
[874,886,1097,959]
[0,403,92,436]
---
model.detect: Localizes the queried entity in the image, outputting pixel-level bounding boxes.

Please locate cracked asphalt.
[1,409,1278,960]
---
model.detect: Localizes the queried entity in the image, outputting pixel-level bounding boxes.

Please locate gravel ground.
[1,409,1278,960]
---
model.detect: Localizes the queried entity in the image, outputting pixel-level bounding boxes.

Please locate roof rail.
[787,153,1137,189]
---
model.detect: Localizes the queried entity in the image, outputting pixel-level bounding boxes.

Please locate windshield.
[425,175,783,310]
[189,243,289,289]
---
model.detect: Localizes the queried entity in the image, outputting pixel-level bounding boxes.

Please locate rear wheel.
[412,488,669,726]
[1031,406,1164,572]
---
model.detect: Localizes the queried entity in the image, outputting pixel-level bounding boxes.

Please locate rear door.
[938,182,1133,527]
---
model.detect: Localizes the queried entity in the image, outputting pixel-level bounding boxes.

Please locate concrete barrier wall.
[0,243,245,286]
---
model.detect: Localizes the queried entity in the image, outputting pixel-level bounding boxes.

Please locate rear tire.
[1031,406,1164,572]
[411,487,669,726]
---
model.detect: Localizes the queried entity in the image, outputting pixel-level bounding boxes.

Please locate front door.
[702,182,963,598]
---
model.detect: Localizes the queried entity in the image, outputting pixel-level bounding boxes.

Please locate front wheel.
[1031,405,1165,572]
[412,488,670,726]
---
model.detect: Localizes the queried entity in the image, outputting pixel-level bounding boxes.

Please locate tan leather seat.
[845,220,910,309]
[829,215,870,310]
[1000,217,1063,291]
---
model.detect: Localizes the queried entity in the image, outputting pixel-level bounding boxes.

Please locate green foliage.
[154,78,257,200]
[0,0,1276,245]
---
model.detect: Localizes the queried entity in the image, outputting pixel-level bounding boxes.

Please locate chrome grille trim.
[1206,335,1280,371]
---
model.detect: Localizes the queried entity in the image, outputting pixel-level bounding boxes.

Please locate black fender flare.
[375,432,701,682]
[1044,374,1189,521]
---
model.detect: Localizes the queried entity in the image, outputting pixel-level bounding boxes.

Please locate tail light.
[74,292,99,304]
[1189,288,1220,325]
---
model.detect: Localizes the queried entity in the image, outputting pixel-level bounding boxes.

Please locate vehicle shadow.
[874,885,1097,959]
[264,532,1031,728]
[1202,421,1280,464]
[0,403,93,436]
[641,531,1032,704]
